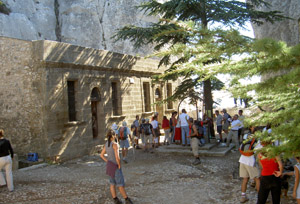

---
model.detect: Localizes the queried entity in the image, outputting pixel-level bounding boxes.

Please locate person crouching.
[188,118,201,165]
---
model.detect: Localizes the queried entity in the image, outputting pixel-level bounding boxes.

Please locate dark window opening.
[143,82,151,112]
[67,81,76,121]
[111,82,121,115]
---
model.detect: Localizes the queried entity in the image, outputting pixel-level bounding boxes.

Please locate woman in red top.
[257,142,283,204]
[162,116,171,145]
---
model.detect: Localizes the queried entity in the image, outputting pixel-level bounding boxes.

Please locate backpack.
[139,124,144,134]
[197,125,204,136]
[118,127,128,140]
[239,137,256,156]
[143,124,152,135]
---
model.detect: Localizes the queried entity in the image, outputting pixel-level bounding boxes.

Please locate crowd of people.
[101,108,300,204]
[0,109,299,204]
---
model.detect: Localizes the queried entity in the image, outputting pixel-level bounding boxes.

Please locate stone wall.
[0,37,178,161]
[0,37,47,158]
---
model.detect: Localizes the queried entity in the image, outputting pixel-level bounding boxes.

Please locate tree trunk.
[203,79,215,138]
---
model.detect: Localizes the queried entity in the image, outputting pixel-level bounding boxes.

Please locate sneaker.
[125,197,133,204]
[113,197,122,204]
[192,158,201,165]
[122,157,128,163]
[240,196,249,203]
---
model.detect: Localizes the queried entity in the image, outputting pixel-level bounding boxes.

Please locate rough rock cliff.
[0,0,156,55]
[250,0,300,46]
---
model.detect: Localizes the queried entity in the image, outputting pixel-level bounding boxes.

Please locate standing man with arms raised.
[226,114,242,151]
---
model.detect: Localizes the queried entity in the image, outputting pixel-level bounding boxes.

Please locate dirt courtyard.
[0,147,296,204]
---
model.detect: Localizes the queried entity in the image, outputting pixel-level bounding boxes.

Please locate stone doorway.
[155,88,163,123]
[91,88,101,139]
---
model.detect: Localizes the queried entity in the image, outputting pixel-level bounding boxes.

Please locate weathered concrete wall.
[250,0,300,46]
[1,37,177,161]
[0,37,47,158]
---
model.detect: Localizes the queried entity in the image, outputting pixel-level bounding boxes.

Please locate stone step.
[152,143,234,157]
[164,143,216,150]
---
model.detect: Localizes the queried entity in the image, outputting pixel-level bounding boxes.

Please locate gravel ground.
[0,148,296,204]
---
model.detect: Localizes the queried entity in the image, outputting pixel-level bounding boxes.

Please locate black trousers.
[257,175,281,204]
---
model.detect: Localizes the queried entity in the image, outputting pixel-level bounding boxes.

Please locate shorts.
[191,137,199,157]
[140,133,145,144]
[144,134,153,144]
[217,125,222,134]
[239,163,259,179]
[109,168,125,187]
[119,139,130,149]
[223,123,229,131]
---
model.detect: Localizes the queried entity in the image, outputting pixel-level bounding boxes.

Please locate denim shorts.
[109,168,125,187]
[119,139,130,148]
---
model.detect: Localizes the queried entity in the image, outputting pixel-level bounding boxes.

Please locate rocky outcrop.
[0,0,156,55]
[250,0,300,46]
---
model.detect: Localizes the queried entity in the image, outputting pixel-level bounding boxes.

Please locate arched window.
[155,88,161,99]
[91,87,101,102]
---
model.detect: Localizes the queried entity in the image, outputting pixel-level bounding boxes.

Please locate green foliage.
[215,38,300,158]
[151,21,299,157]
[138,0,285,27]
[114,0,285,109]
[0,0,11,15]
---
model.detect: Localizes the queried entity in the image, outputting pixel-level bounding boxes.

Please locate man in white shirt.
[226,114,242,150]
[179,109,190,146]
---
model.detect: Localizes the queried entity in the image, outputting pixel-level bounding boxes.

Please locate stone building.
[0,36,178,162]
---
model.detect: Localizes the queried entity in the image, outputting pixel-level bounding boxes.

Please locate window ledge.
[64,121,86,127]
[142,111,154,115]
[109,115,126,119]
